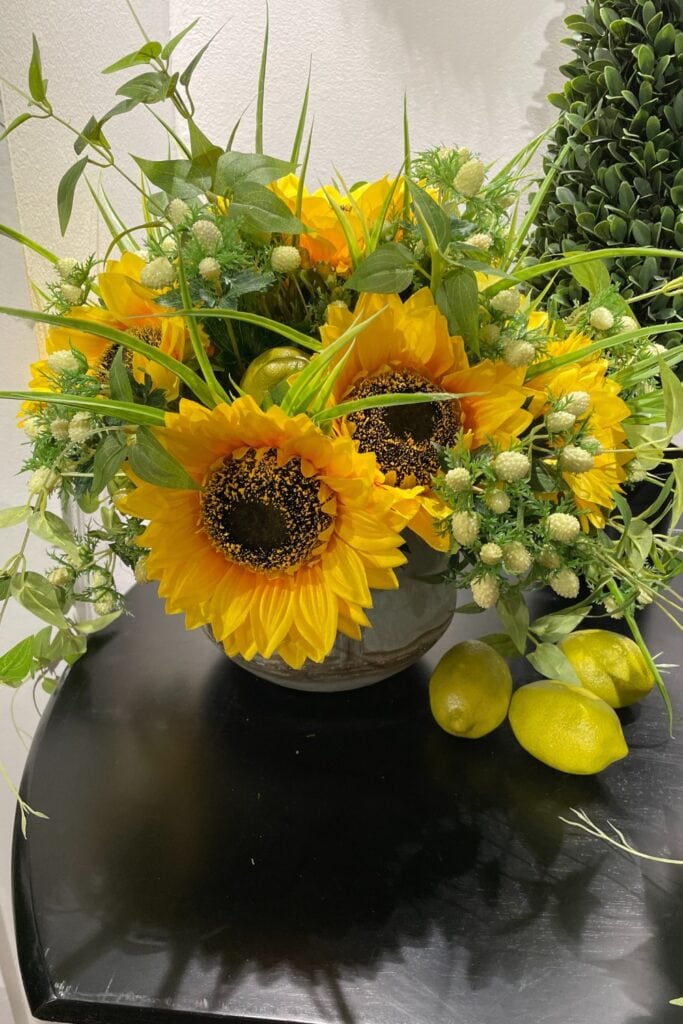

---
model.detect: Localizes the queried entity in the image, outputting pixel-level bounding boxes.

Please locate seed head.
[471,574,500,609]
[546,410,576,433]
[480,542,503,566]
[480,324,501,345]
[198,256,222,282]
[140,257,175,289]
[50,418,70,441]
[166,198,191,227]
[537,546,561,570]
[493,450,530,482]
[444,466,471,493]
[453,158,486,198]
[68,412,95,443]
[503,340,535,367]
[490,289,521,316]
[502,541,532,575]
[271,245,302,273]
[565,390,591,417]
[485,488,511,514]
[57,257,79,280]
[468,232,493,251]
[589,306,614,331]
[547,512,581,542]
[47,350,81,374]
[61,284,84,306]
[191,219,222,255]
[451,511,480,547]
[549,569,580,599]
[560,445,595,474]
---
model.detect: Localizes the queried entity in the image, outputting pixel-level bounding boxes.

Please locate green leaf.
[409,181,451,251]
[531,606,588,643]
[671,461,683,530]
[133,155,210,200]
[109,347,134,403]
[26,510,79,557]
[0,576,10,601]
[74,611,122,634]
[660,360,683,436]
[28,34,47,103]
[669,997,683,1006]
[57,157,88,235]
[478,632,519,659]
[436,270,480,356]
[90,433,129,496]
[213,151,292,194]
[74,115,110,156]
[495,590,529,655]
[41,677,58,695]
[228,183,303,235]
[102,42,162,74]
[0,636,34,686]
[160,19,199,60]
[32,626,54,662]
[527,642,581,685]
[116,70,177,104]
[11,572,69,629]
[188,121,222,169]
[179,26,223,88]
[0,506,29,528]
[289,59,311,166]
[0,113,32,143]
[346,243,415,293]
[570,258,611,296]
[128,426,200,490]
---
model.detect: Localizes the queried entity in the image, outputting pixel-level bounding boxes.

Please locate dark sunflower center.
[97,326,162,382]
[130,325,162,348]
[346,369,459,485]
[200,448,333,572]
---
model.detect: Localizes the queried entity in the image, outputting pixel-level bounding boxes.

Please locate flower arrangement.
[1,20,683,814]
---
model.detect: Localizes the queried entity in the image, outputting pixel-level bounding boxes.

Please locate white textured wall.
[0,0,573,1017]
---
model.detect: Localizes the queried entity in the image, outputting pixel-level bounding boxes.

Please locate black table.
[13,583,683,1024]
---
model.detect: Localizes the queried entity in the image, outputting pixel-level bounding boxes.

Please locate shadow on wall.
[526,0,577,142]
[366,0,576,150]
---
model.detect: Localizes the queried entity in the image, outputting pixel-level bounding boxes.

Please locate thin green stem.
[175,238,231,405]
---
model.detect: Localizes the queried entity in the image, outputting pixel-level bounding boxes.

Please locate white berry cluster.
[546,512,581,543]
[451,511,480,547]
[140,257,175,289]
[471,574,500,609]
[493,450,530,482]
[191,219,222,255]
[444,466,471,493]
[271,245,302,273]
[453,158,486,198]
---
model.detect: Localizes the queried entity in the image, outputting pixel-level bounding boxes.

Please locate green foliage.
[530,0,683,343]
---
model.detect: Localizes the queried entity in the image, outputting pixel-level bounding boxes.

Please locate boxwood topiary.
[530,0,683,342]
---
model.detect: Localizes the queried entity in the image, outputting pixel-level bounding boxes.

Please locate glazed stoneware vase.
[226,531,457,692]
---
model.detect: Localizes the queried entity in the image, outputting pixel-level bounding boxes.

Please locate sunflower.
[319,289,532,548]
[270,174,405,275]
[527,334,633,527]
[40,253,189,399]
[119,396,418,669]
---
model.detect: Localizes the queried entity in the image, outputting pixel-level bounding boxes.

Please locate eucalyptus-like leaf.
[477,633,519,659]
[0,636,34,686]
[436,270,480,356]
[0,506,29,529]
[74,611,123,634]
[90,433,129,496]
[27,510,79,557]
[57,157,88,235]
[531,606,589,643]
[409,180,451,252]
[160,19,199,60]
[346,243,415,294]
[527,642,582,685]
[102,42,162,74]
[11,572,69,629]
[28,34,47,104]
[496,590,530,655]
[128,426,200,490]
[133,155,210,200]
[228,183,303,235]
[0,113,32,143]
[570,257,611,295]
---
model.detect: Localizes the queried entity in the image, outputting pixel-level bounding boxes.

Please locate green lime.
[240,346,310,405]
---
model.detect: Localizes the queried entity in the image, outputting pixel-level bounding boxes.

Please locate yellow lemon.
[239,346,309,405]
[559,629,654,708]
[509,680,628,774]
[429,639,513,739]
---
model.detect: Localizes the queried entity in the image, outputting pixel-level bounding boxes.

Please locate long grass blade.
[314,390,470,425]
[505,140,571,265]
[0,224,58,265]
[0,306,214,406]
[289,57,311,167]
[85,179,127,250]
[0,390,165,425]
[497,247,683,290]
[166,307,321,352]
[295,122,314,222]
[527,322,683,379]
[255,5,269,155]
[402,93,411,222]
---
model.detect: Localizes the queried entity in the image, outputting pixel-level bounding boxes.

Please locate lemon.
[429,639,512,739]
[558,629,654,708]
[239,346,310,405]
[508,680,628,774]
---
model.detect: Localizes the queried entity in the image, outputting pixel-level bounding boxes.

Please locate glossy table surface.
[13,582,683,1024]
